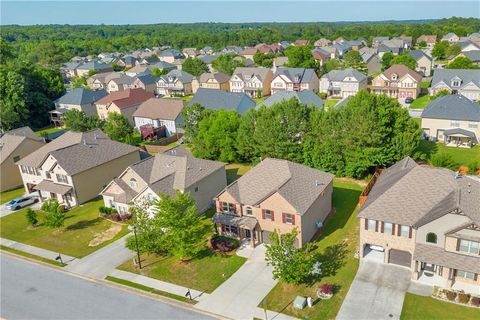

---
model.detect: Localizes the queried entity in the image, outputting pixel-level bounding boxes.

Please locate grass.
[261,179,363,319]
[0,187,25,204]
[35,126,63,136]
[416,141,480,167]
[324,99,340,110]
[0,198,129,258]
[254,96,268,105]
[400,293,480,320]
[412,117,422,127]
[409,95,431,109]
[225,163,252,184]
[421,80,431,89]
[0,245,66,267]
[105,276,196,304]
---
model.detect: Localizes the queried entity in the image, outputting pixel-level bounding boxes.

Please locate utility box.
[293,296,307,310]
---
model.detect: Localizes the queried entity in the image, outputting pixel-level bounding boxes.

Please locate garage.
[388,249,412,267]
[363,244,385,263]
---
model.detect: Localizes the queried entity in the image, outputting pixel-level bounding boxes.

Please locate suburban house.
[321,46,340,60]
[16,129,141,207]
[106,74,133,92]
[156,70,195,97]
[118,56,139,68]
[132,98,185,137]
[87,72,123,90]
[421,94,480,147]
[95,88,154,125]
[441,32,460,44]
[416,35,437,48]
[182,48,200,58]
[60,62,82,78]
[76,61,114,77]
[407,50,434,77]
[293,39,310,46]
[270,67,319,94]
[124,74,159,93]
[50,88,108,126]
[319,68,368,98]
[198,54,219,72]
[429,69,480,101]
[199,72,230,90]
[212,158,334,248]
[372,36,390,47]
[158,49,184,63]
[272,56,289,72]
[361,53,382,75]
[371,64,422,100]
[101,146,227,215]
[455,50,480,65]
[0,127,45,192]
[358,157,480,294]
[461,33,480,47]
[240,48,259,60]
[229,67,274,98]
[152,61,177,73]
[312,48,331,66]
[257,90,324,109]
[187,88,255,114]
[314,38,332,47]
[458,40,480,53]
[125,65,154,77]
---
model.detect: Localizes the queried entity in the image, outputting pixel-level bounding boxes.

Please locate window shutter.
[397,224,401,236]
[375,221,379,232]
[282,212,286,224]
[221,224,225,232]
[271,211,275,221]
[262,209,265,219]
[364,219,368,230]
[392,224,395,236]
[409,227,412,239]
[217,201,222,212]
[474,273,478,281]
[232,203,237,214]
[456,238,460,251]
[292,214,295,226]
[380,222,384,233]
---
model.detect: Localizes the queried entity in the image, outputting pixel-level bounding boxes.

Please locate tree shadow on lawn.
[226,168,240,184]
[415,140,438,161]
[304,242,349,286]
[65,217,102,231]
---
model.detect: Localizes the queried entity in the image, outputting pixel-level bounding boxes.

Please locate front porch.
[33,180,76,208]
[212,212,261,247]
[443,128,477,148]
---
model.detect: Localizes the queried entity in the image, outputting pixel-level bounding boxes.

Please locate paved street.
[337,260,411,320]
[0,254,218,320]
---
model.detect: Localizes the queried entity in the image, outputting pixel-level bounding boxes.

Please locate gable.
[258,191,297,214]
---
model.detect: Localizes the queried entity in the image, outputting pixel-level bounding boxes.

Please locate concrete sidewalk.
[65,234,133,279]
[109,269,210,302]
[0,237,76,263]
[253,308,298,320]
[195,244,278,320]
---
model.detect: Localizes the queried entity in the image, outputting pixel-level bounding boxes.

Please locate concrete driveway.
[0,201,41,217]
[337,260,411,320]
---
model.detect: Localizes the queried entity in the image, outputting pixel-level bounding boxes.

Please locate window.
[459,239,480,254]
[284,213,294,225]
[46,171,51,179]
[457,270,475,280]
[130,178,138,188]
[384,222,393,235]
[224,225,238,234]
[450,121,460,127]
[13,155,20,162]
[400,225,410,237]
[246,207,253,215]
[65,193,73,202]
[118,206,127,214]
[469,122,478,128]
[20,165,27,174]
[194,186,199,192]
[452,80,461,87]
[222,202,235,213]
[27,167,35,175]
[56,174,68,184]
[426,232,437,244]
[264,209,273,221]
[367,219,376,231]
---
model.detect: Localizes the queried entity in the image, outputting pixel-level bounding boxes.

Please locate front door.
[245,229,251,239]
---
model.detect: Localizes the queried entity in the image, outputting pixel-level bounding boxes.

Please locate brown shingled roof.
[383,64,423,83]
[96,88,154,110]
[133,98,185,121]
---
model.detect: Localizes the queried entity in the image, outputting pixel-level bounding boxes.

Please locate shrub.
[471,296,480,307]
[111,213,121,222]
[458,292,471,304]
[319,283,334,295]
[210,235,240,252]
[57,204,67,213]
[25,208,38,226]
[468,160,480,175]
[431,152,459,170]
[318,92,328,99]
[445,290,457,301]
[99,206,116,216]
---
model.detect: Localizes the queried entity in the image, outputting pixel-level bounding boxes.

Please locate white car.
[5,196,38,211]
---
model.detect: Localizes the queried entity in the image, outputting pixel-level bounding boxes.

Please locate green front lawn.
[225,163,252,184]
[0,198,129,258]
[35,126,63,136]
[400,293,480,320]
[0,187,25,204]
[416,141,480,167]
[261,179,363,319]
[324,99,340,109]
[410,95,431,109]
[421,80,431,89]
[254,96,268,105]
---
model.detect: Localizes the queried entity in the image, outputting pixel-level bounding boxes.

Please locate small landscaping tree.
[25,208,38,226]
[42,199,66,228]
[265,229,320,285]
[418,40,427,49]
[430,152,459,170]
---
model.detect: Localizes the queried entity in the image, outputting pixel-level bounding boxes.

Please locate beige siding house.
[213,158,334,248]
[16,129,140,207]
[199,72,230,90]
[101,146,227,215]
[372,64,422,100]
[358,157,480,294]
[95,88,154,125]
[270,68,319,94]
[0,127,45,192]
[229,67,273,98]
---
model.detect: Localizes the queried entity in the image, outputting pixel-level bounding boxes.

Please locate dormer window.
[130,178,138,188]
[452,80,461,87]
[391,73,398,80]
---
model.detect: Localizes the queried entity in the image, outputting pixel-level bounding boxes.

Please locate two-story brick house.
[16,129,140,207]
[212,158,334,248]
[229,67,274,98]
[270,68,319,94]
[358,157,480,294]
[319,68,368,98]
[371,64,422,100]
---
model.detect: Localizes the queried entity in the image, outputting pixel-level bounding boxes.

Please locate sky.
[1,0,479,25]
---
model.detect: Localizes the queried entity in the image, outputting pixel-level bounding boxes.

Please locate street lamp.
[128,225,142,269]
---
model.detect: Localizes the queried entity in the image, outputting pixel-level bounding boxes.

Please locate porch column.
[250,228,255,247]
[384,248,390,264]
[412,260,420,280]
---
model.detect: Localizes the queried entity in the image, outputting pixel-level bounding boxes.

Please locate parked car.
[405,97,414,104]
[5,196,38,211]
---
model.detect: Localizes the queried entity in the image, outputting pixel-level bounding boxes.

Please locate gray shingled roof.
[0,127,45,165]
[159,70,194,84]
[199,72,230,84]
[421,94,480,121]
[462,50,480,62]
[407,50,433,62]
[444,128,476,138]
[55,88,108,105]
[414,243,480,274]
[274,67,317,83]
[431,69,480,89]
[321,68,367,82]
[187,88,255,114]
[258,90,324,109]
[232,67,272,82]
[358,157,480,227]
[221,158,334,215]
[77,61,113,71]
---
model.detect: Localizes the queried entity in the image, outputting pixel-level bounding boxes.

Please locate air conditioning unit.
[315,221,323,229]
